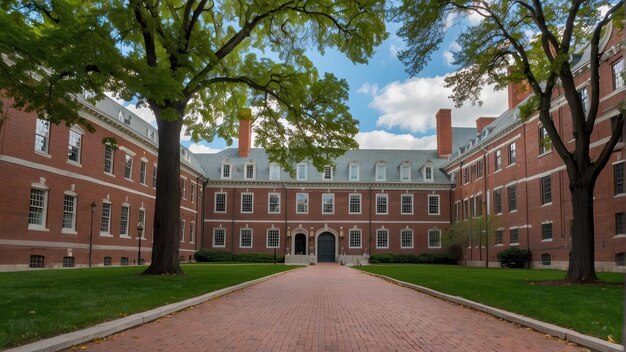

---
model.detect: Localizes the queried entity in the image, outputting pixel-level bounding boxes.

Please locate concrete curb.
[362,271,622,352]
[4,268,299,352]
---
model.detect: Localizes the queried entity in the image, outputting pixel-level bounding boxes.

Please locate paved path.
[73,265,582,352]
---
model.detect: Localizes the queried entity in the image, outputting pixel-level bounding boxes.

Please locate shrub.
[194,250,284,263]
[194,250,235,262]
[497,248,531,268]
[369,252,456,264]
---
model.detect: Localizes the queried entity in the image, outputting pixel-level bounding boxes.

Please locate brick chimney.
[476,117,496,134]
[238,108,253,158]
[507,80,531,110]
[436,108,452,158]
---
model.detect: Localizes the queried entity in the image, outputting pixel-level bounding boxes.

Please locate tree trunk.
[565,180,598,282]
[143,116,184,275]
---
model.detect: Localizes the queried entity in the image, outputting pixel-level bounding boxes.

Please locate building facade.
[0,25,623,271]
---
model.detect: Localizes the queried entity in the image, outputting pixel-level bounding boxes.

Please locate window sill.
[541,202,552,207]
[99,233,113,237]
[428,213,440,216]
[400,247,414,249]
[541,238,553,242]
[507,163,517,168]
[509,210,518,214]
[213,245,226,248]
[124,178,133,182]
[495,244,503,247]
[120,235,131,239]
[613,234,626,239]
[493,169,502,174]
[510,243,519,246]
[614,193,625,198]
[67,160,82,167]
[538,151,552,158]
[427,246,442,249]
[35,151,51,158]
[61,229,77,235]
[28,225,49,232]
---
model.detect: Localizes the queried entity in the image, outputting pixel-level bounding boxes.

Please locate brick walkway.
[73,265,582,352]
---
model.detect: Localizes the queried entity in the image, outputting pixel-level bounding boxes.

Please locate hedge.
[194,250,285,263]
[497,247,531,268]
[369,252,457,264]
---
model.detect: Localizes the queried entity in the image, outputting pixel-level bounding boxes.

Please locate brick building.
[0,24,623,271]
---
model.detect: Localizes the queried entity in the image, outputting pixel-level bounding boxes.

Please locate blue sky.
[114,19,509,153]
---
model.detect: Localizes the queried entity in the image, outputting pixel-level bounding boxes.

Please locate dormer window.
[400,163,411,182]
[375,163,386,181]
[244,162,256,180]
[269,163,280,180]
[297,163,307,181]
[423,161,434,182]
[349,162,360,181]
[323,166,333,180]
[221,163,232,179]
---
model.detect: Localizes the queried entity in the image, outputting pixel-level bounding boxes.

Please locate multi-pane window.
[138,209,145,237]
[349,194,361,214]
[244,163,255,180]
[539,126,551,154]
[152,164,157,187]
[139,161,147,184]
[349,163,360,181]
[510,228,519,244]
[241,193,253,213]
[376,229,389,248]
[269,164,280,180]
[494,149,502,171]
[616,212,625,235]
[121,257,129,266]
[494,189,502,214]
[296,193,308,213]
[375,163,386,181]
[475,194,483,217]
[508,184,517,212]
[476,159,484,178]
[68,129,82,163]
[35,119,50,154]
[28,188,48,228]
[400,164,411,181]
[463,167,469,183]
[63,256,75,268]
[509,143,516,165]
[455,202,460,222]
[541,175,552,205]
[428,229,441,248]
[191,183,196,204]
[240,228,253,248]
[349,229,361,248]
[214,192,227,213]
[376,194,388,215]
[541,254,551,266]
[322,193,334,214]
[100,202,111,234]
[297,163,307,180]
[180,178,186,199]
[221,164,231,179]
[401,194,413,214]
[578,87,589,113]
[542,223,553,241]
[213,228,226,247]
[30,255,44,268]
[615,253,625,266]
[495,230,503,245]
[180,220,185,242]
[62,194,76,231]
[268,193,280,214]
[428,195,440,215]
[267,229,280,248]
[614,163,624,195]
[424,166,433,181]
[400,229,413,248]
[613,58,624,90]
[104,257,112,266]
[124,154,133,179]
[104,145,114,173]
[119,205,130,236]
[323,166,333,180]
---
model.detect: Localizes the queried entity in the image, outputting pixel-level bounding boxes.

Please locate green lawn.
[357,265,624,343]
[0,264,296,349]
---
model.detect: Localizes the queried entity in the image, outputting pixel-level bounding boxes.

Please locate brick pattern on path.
[73,265,583,352]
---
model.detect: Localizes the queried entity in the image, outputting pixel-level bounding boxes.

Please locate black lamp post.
[89,201,96,268]
[137,222,144,265]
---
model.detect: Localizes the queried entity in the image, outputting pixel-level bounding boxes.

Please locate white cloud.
[356,130,437,150]
[187,142,223,154]
[105,93,157,126]
[467,10,484,25]
[444,12,457,29]
[369,74,508,133]
[443,51,455,66]
[357,82,379,96]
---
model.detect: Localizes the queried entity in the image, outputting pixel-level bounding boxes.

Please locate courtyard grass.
[356,265,624,343]
[0,264,296,349]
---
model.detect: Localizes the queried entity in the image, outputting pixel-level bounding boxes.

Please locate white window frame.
[99,201,112,235]
[221,163,232,179]
[348,193,361,214]
[119,204,130,237]
[214,192,227,213]
[240,228,253,248]
[269,163,280,180]
[297,163,308,181]
[138,208,146,239]
[348,229,362,248]
[189,221,195,243]
[62,192,77,234]
[28,185,49,230]
[104,144,115,174]
[349,163,360,181]
[35,119,50,155]
[400,229,414,249]
[400,163,411,182]
[375,163,386,181]
[266,228,280,248]
[321,193,335,214]
[139,160,147,185]
[241,192,254,214]
[152,164,157,188]
[180,177,186,200]
[376,229,389,249]
[428,194,440,215]
[180,219,185,242]
[401,194,414,215]
[213,228,226,247]
[124,154,133,180]
[296,193,309,214]
[428,229,442,248]
[67,127,83,165]
[268,192,281,214]
[191,183,196,204]
[376,193,388,215]
[323,165,333,180]
[244,162,256,180]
